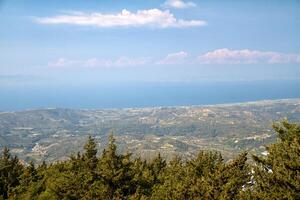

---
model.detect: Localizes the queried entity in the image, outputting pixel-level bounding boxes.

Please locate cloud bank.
[49,57,150,68]
[198,48,300,64]
[36,9,205,28]
[49,49,300,69]
[163,0,196,9]
[157,51,189,64]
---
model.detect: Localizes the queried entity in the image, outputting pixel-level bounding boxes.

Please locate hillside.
[1,99,300,163]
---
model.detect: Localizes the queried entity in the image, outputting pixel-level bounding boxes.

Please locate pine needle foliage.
[0,121,299,199]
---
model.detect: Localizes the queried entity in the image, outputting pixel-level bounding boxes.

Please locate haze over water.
[1,80,300,111]
[1,1,300,111]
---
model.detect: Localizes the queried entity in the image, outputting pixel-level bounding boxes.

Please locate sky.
[1,0,300,87]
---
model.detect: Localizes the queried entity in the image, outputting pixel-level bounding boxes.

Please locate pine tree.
[149,153,166,185]
[97,134,135,198]
[151,156,188,200]
[5,121,299,200]
[0,147,23,199]
[186,151,224,199]
[131,157,154,197]
[217,152,250,200]
[83,136,98,171]
[251,120,300,199]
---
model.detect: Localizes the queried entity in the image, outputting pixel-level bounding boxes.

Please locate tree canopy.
[0,120,299,199]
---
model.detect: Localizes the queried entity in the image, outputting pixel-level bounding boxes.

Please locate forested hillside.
[0,120,299,199]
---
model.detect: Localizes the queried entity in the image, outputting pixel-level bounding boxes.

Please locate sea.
[1,80,300,111]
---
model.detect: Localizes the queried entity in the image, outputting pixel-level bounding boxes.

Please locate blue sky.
[1,0,300,86]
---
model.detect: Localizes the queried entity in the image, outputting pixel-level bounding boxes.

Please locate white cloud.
[197,48,300,64]
[163,0,196,9]
[83,58,113,68]
[49,57,150,68]
[113,56,149,66]
[36,9,205,28]
[157,51,189,65]
[49,49,300,69]
[49,58,81,67]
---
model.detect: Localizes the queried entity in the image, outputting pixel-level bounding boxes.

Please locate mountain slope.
[1,99,300,163]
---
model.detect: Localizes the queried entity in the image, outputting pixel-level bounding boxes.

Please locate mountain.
[1,99,300,163]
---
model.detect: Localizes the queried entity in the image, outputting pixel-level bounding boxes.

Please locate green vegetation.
[1,99,300,163]
[0,120,299,199]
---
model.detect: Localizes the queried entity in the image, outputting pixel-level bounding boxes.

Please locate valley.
[1,98,300,163]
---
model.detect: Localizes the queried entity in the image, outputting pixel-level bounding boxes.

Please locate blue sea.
[1,80,300,111]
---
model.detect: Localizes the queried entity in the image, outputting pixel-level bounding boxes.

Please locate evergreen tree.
[0,147,23,199]
[251,120,300,199]
[216,152,250,200]
[131,157,154,197]
[2,120,299,199]
[151,156,188,200]
[185,151,224,199]
[97,134,135,198]
[83,136,98,171]
[149,153,166,185]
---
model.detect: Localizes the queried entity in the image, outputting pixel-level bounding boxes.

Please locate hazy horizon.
[0,79,300,111]
[1,0,300,110]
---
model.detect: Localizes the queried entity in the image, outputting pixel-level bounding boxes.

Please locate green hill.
[1,99,300,163]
